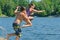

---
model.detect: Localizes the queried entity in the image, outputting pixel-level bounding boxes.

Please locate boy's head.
[20,6,26,12]
[17,6,26,12]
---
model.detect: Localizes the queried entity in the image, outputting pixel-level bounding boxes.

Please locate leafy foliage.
[0,0,60,17]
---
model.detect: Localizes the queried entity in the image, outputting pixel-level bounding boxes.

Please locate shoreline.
[0,16,60,18]
[0,14,8,18]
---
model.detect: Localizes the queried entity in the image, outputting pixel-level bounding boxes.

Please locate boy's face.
[23,10,26,13]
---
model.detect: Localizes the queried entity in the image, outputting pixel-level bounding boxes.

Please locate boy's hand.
[16,6,20,9]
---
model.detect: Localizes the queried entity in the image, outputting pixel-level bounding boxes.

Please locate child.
[7,6,32,40]
[26,3,45,20]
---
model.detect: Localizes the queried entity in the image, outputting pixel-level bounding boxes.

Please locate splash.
[0,26,7,40]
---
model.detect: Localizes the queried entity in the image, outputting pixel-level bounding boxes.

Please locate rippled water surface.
[0,17,60,40]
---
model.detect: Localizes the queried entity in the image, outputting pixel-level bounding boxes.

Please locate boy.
[7,6,32,40]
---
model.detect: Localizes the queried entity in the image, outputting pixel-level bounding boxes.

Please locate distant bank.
[0,14,8,17]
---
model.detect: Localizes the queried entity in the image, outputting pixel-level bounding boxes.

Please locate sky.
[29,0,41,2]
[34,0,41,2]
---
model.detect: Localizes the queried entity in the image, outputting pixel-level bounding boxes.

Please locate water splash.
[0,26,7,38]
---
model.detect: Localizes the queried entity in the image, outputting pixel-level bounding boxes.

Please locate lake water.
[0,17,60,40]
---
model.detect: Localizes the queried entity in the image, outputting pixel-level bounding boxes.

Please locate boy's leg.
[6,33,21,40]
[28,16,34,20]
[6,33,16,40]
[16,36,20,40]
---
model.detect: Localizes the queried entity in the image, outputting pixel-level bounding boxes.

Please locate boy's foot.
[0,37,7,40]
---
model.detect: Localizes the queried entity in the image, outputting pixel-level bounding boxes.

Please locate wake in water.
[0,26,7,40]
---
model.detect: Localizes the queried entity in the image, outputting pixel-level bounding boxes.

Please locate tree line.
[0,0,60,17]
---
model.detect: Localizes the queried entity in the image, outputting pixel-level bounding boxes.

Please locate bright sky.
[35,0,41,2]
[29,0,41,2]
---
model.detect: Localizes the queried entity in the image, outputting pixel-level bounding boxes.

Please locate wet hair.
[20,6,26,12]
[18,6,26,12]
[29,3,35,8]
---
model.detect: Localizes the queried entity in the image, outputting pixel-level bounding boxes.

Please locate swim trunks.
[13,23,21,37]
